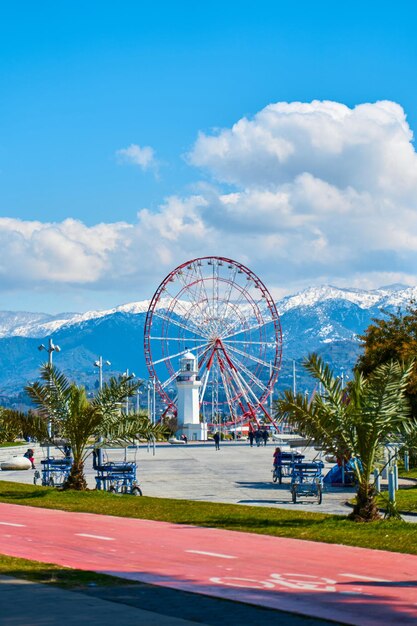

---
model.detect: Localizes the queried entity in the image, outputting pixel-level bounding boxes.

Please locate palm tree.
[24,364,166,490]
[277,354,415,522]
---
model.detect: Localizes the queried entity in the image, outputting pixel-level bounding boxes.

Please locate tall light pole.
[136,389,142,413]
[94,356,111,392]
[38,338,61,459]
[94,356,111,471]
[122,369,136,415]
[292,359,297,396]
[38,338,61,367]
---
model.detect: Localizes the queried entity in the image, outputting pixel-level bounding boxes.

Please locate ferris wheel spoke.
[225,343,278,371]
[161,368,182,389]
[219,303,264,339]
[219,265,238,322]
[176,269,212,328]
[223,340,271,345]
[229,357,263,406]
[152,342,210,366]
[217,363,237,420]
[220,316,275,342]
[222,348,269,393]
[195,262,215,322]
[150,336,205,342]
[198,365,212,406]
[161,287,209,337]
[228,360,255,408]
[153,310,208,339]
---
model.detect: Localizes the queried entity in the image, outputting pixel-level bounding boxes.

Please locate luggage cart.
[93,450,142,495]
[272,451,305,484]
[290,461,324,504]
[34,457,72,487]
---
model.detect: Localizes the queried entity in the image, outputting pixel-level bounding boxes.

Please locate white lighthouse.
[176,351,207,441]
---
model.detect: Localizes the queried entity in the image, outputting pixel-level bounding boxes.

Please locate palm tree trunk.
[348,481,381,522]
[63,460,87,491]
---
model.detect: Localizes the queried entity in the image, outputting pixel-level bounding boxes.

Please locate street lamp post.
[38,338,61,460]
[122,369,136,415]
[94,356,111,471]
[94,356,111,392]
[38,337,61,367]
[136,390,142,413]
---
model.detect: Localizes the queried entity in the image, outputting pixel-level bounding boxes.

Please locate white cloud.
[4,99,417,307]
[0,218,132,287]
[116,144,157,171]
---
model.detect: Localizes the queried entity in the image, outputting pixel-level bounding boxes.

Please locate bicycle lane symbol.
[209,572,338,592]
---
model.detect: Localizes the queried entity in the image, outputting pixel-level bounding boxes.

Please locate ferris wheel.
[144,256,282,426]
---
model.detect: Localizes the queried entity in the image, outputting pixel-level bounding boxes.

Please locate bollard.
[404,450,410,472]
[373,468,381,493]
[393,463,399,491]
[388,467,396,503]
[373,468,381,492]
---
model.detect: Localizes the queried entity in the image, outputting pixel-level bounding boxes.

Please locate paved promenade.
[0,441,359,516]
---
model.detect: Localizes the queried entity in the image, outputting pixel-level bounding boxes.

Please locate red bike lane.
[0,502,416,625]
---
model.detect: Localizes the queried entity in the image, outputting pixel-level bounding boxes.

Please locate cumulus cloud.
[0,218,134,288]
[4,99,417,304]
[116,143,157,172]
[189,100,417,196]
[183,100,417,289]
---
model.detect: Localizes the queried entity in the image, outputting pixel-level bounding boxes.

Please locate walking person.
[262,429,269,446]
[248,430,254,447]
[213,431,220,450]
[255,429,261,447]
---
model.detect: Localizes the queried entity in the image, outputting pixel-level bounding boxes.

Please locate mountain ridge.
[1,283,415,340]
[0,283,414,403]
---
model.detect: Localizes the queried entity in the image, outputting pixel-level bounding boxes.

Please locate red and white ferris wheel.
[144,256,282,427]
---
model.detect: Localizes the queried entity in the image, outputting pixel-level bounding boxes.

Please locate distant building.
[176,351,207,441]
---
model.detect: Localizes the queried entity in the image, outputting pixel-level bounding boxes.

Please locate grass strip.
[0,552,135,588]
[0,479,417,555]
[399,467,417,480]
[381,486,417,513]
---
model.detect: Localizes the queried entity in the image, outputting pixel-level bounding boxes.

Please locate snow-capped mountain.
[278,283,416,313]
[0,283,414,403]
[1,283,414,339]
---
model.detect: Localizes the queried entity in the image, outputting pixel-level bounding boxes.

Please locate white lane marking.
[75,533,114,541]
[186,550,237,559]
[0,522,26,527]
[340,573,390,582]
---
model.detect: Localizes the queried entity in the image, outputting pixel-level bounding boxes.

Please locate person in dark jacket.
[24,448,35,469]
[213,431,220,450]
[248,430,254,447]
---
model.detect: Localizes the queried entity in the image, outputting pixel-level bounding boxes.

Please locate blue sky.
[1,1,417,312]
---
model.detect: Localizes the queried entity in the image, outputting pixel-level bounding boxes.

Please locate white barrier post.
[373,468,381,493]
[393,463,399,491]
[388,467,396,503]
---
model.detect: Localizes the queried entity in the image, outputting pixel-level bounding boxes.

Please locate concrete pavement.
[0,441,360,516]
[0,575,337,626]
[0,575,198,626]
